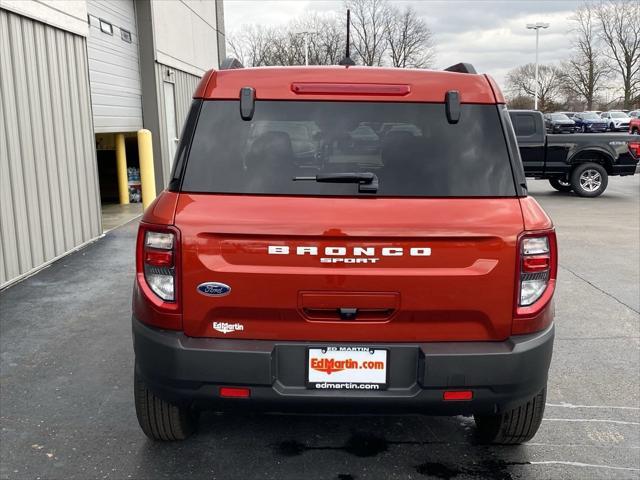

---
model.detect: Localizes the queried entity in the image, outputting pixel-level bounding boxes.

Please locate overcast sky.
[224,0,583,87]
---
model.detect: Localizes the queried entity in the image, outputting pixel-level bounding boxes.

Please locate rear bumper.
[133,317,554,415]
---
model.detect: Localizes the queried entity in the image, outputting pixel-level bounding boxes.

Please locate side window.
[515,114,537,136]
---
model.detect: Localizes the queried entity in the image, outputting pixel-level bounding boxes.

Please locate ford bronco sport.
[132,63,557,444]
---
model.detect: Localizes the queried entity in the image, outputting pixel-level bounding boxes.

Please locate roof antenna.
[339,9,356,66]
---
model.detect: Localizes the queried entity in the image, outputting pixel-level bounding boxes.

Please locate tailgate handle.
[301,307,395,321]
[299,291,399,322]
[339,308,358,320]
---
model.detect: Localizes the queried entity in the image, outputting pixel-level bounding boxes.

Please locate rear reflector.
[443,390,473,401]
[219,387,251,398]
[291,82,411,96]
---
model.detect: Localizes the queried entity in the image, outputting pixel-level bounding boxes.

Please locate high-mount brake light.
[291,82,411,96]
[143,231,176,301]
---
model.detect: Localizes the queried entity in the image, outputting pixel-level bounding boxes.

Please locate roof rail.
[220,57,244,70]
[444,63,477,74]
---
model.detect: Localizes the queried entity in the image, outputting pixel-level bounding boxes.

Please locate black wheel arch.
[568,148,614,174]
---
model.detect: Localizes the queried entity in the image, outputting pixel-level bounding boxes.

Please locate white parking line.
[530,461,640,472]
[547,402,640,411]
[543,418,640,426]
[528,443,640,449]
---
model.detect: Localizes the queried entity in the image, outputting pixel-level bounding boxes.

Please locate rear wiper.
[293,172,379,193]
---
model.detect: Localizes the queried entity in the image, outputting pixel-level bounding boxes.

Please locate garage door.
[86,0,142,133]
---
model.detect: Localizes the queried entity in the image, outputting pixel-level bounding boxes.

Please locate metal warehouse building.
[0,0,225,288]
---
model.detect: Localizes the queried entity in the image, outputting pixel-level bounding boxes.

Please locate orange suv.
[132,62,557,443]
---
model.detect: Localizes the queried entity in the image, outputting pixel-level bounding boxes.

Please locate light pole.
[526,22,549,110]
[296,31,316,66]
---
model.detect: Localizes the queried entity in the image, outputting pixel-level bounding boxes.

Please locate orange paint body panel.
[141,191,179,225]
[194,66,499,104]
[175,194,525,342]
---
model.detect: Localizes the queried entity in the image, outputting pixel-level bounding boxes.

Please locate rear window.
[513,114,537,136]
[180,100,516,197]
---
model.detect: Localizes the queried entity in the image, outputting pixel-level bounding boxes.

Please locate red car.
[630,117,640,135]
[132,62,557,444]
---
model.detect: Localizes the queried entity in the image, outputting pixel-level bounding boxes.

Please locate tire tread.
[134,369,195,441]
[475,388,546,445]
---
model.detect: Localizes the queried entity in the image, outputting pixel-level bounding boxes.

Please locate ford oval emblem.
[197,282,231,297]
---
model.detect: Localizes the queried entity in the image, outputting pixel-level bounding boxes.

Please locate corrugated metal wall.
[0,9,102,288]
[154,63,200,186]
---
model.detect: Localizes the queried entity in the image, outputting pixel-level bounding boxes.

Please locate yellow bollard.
[137,129,157,210]
[115,133,129,205]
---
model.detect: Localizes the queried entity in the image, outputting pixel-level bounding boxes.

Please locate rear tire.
[134,369,196,441]
[474,388,546,445]
[570,162,608,197]
[549,178,572,193]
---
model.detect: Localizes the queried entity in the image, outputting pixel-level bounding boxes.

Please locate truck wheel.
[549,178,572,192]
[134,369,196,441]
[570,162,608,197]
[474,388,546,445]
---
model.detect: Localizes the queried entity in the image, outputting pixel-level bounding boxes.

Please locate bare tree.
[506,63,564,112]
[384,6,435,68]
[228,3,439,70]
[290,14,346,65]
[560,3,610,110]
[269,30,305,66]
[346,0,390,66]
[595,0,640,109]
[228,25,275,67]
[507,95,534,110]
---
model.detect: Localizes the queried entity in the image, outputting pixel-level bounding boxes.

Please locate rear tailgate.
[177,194,523,342]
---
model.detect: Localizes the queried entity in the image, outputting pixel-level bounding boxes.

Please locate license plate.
[307,347,388,390]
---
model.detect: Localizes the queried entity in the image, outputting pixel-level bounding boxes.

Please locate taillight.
[143,231,176,301]
[629,142,640,158]
[519,236,551,306]
[134,223,181,330]
[513,230,558,334]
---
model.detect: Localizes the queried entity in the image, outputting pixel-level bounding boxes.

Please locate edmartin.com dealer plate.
[307,346,388,390]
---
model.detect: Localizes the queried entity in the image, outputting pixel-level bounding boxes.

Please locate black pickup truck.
[509,110,639,197]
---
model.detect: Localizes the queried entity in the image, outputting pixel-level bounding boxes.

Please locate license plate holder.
[306,347,388,390]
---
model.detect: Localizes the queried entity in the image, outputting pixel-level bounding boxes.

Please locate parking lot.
[1,176,638,480]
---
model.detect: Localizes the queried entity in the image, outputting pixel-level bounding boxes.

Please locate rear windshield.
[180,100,516,197]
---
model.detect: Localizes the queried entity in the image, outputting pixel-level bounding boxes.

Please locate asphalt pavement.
[1,176,639,480]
